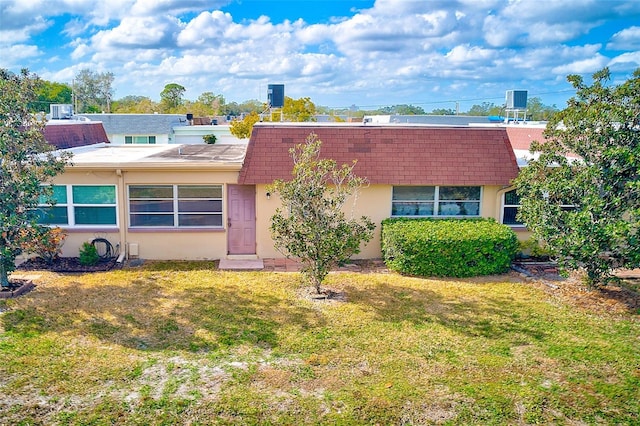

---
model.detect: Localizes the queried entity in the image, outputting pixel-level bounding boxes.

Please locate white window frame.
[501,189,524,227]
[391,186,482,218]
[125,135,156,144]
[38,184,118,227]
[128,184,224,228]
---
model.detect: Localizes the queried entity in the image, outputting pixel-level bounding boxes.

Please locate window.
[502,189,576,226]
[125,135,156,144]
[37,185,117,226]
[392,186,481,217]
[129,185,223,228]
[502,189,523,226]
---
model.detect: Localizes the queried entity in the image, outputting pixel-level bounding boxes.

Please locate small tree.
[160,83,186,112]
[268,133,376,293]
[513,67,640,288]
[230,112,260,139]
[0,68,72,287]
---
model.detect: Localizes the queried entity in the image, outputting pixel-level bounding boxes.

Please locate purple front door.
[227,185,256,255]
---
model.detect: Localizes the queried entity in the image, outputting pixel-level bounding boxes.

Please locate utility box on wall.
[506,90,528,109]
[268,84,285,108]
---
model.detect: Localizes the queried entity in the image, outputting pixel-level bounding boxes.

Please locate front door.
[227,185,256,255]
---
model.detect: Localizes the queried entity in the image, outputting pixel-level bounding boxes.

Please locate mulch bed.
[17,256,118,273]
[513,260,640,315]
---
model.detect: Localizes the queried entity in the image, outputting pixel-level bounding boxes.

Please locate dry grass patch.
[0,262,638,425]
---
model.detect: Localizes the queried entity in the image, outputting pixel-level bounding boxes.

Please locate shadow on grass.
[2,271,324,353]
[343,277,548,342]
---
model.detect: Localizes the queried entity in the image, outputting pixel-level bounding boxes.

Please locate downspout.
[116,168,127,261]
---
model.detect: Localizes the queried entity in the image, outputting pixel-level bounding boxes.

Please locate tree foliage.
[282,96,317,122]
[526,96,559,121]
[0,69,72,287]
[160,83,186,112]
[268,133,376,293]
[31,80,72,113]
[513,67,640,288]
[466,102,502,116]
[229,112,260,139]
[73,69,115,113]
[113,95,158,113]
[380,104,426,115]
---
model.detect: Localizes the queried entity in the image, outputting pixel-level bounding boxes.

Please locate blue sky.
[1,0,639,112]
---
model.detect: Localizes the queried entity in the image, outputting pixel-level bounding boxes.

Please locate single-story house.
[78,113,244,145]
[41,123,531,261]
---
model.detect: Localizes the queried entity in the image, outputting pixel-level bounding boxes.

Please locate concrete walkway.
[219,258,387,273]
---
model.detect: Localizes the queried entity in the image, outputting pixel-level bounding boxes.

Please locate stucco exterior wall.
[50,167,525,261]
[254,184,512,259]
[51,168,239,260]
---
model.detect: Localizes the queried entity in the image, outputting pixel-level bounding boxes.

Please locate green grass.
[1,262,638,425]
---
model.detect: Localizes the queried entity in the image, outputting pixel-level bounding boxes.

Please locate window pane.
[129,185,173,199]
[503,207,522,225]
[36,207,68,224]
[178,185,222,198]
[179,214,223,227]
[133,136,148,144]
[392,186,435,201]
[130,200,174,213]
[73,186,116,204]
[504,190,520,205]
[178,200,222,213]
[439,202,480,216]
[38,185,67,204]
[130,214,174,227]
[52,185,67,203]
[149,136,156,144]
[75,207,116,225]
[439,186,481,200]
[125,136,132,144]
[392,202,434,216]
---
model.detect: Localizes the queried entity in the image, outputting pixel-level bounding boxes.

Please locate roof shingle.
[44,122,110,149]
[238,124,520,186]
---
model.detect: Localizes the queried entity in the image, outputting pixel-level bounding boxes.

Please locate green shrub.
[517,237,556,260]
[20,227,67,265]
[381,218,518,277]
[203,134,217,144]
[79,241,100,266]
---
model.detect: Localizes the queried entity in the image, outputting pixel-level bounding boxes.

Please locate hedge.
[381,218,518,277]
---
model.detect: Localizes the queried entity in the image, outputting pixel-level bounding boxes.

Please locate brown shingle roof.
[44,122,110,149]
[238,124,520,185]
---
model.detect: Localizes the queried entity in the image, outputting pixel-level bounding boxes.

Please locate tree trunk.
[0,254,10,288]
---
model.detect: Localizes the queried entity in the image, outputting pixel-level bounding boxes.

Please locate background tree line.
[30,69,559,121]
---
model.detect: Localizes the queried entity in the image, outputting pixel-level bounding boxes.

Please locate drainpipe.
[116,169,127,261]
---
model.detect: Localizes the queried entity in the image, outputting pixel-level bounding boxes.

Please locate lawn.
[1,262,638,425]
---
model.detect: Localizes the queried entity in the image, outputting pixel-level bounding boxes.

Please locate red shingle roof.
[238,124,520,185]
[505,126,546,151]
[44,122,110,149]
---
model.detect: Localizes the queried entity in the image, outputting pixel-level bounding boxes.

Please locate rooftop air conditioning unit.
[50,104,73,119]
[505,90,528,109]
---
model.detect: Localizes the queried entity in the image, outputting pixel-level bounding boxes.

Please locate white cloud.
[552,54,609,75]
[176,11,233,46]
[608,51,640,68]
[607,26,640,50]
[0,44,41,67]
[92,15,183,49]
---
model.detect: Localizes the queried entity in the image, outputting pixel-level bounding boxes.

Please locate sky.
[1,0,639,112]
